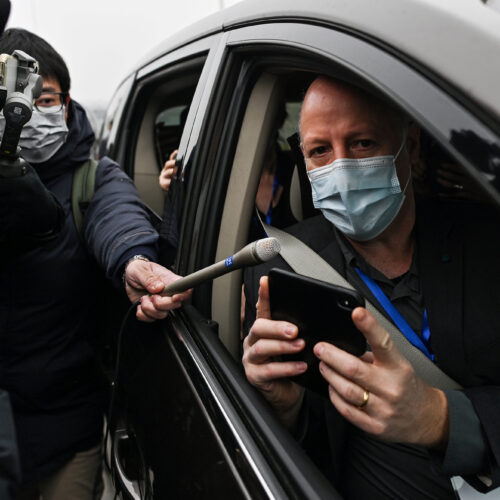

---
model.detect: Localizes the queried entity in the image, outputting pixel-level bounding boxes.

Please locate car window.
[132,65,204,216]
[98,73,135,160]
[155,104,188,166]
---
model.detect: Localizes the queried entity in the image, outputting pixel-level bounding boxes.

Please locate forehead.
[300,78,398,137]
[41,75,62,92]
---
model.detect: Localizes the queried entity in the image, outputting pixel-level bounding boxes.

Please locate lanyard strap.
[355,267,434,362]
[265,175,280,225]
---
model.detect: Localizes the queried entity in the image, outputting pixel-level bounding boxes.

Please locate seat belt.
[262,221,462,391]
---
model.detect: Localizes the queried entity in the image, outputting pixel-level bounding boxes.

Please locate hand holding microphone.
[161,237,281,296]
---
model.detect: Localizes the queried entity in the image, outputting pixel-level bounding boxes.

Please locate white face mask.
[0,106,69,163]
[307,132,411,241]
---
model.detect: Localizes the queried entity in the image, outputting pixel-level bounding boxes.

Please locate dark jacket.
[0,389,20,499]
[0,100,158,484]
[244,198,500,497]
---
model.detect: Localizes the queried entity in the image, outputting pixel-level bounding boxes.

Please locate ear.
[64,94,71,122]
[406,121,421,165]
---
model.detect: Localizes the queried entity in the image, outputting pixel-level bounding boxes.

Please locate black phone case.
[269,267,366,397]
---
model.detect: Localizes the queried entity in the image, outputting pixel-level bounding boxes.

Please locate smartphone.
[268,267,366,396]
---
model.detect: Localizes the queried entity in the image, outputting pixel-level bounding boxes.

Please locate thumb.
[127,261,165,294]
[351,307,402,367]
[256,276,271,319]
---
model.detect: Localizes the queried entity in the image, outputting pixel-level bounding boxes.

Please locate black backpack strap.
[72,159,99,241]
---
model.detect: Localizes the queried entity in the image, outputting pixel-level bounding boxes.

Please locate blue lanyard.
[355,267,434,362]
[265,175,280,225]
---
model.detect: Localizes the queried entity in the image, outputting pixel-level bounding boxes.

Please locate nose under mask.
[307,133,410,241]
[0,106,69,164]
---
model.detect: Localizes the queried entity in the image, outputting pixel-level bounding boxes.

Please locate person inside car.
[0,28,190,499]
[242,75,499,498]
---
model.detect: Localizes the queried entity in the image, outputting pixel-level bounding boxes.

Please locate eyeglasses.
[34,91,68,114]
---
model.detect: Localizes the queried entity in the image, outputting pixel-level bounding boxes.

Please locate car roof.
[136,0,500,121]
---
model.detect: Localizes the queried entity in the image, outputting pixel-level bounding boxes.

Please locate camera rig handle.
[0,50,43,177]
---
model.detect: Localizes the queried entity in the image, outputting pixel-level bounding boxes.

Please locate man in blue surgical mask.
[0,28,190,498]
[242,76,500,497]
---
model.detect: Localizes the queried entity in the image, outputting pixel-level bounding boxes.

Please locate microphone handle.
[162,244,259,296]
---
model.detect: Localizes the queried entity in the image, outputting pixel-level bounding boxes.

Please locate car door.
[107,15,500,500]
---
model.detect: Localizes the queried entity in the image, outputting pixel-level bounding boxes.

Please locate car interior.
[133,66,204,216]
[125,58,495,363]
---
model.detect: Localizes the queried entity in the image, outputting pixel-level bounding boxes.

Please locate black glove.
[0,162,64,251]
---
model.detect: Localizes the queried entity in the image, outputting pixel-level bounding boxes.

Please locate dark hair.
[0,28,70,92]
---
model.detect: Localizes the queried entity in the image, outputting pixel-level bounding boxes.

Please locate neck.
[346,195,416,279]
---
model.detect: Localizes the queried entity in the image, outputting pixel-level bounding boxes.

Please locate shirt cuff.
[440,389,488,475]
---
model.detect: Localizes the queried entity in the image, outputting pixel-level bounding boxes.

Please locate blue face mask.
[307,134,410,241]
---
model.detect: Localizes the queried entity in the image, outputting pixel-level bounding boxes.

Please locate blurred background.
[6,0,243,135]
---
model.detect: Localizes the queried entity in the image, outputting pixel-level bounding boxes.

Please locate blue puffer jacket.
[0,100,158,484]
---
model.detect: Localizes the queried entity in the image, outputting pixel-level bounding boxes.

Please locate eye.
[36,94,58,107]
[308,145,330,157]
[353,139,375,149]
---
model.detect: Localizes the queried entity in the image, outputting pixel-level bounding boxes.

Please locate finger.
[144,277,166,295]
[150,294,187,312]
[170,289,192,303]
[314,341,370,388]
[327,385,376,432]
[160,166,173,177]
[351,307,403,366]
[140,295,181,320]
[159,177,171,192]
[319,361,369,407]
[247,360,307,385]
[136,304,155,323]
[246,337,305,365]
[360,351,375,364]
[247,318,298,346]
[169,149,178,161]
[256,276,271,319]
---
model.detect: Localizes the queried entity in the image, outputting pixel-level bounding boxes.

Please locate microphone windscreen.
[255,237,281,262]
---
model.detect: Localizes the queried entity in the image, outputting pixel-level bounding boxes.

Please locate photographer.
[0,28,190,499]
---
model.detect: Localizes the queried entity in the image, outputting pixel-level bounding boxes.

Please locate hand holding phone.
[268,268,366,396]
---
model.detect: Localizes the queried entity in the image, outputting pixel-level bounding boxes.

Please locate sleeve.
[461,387,500,492]
[435,391,488,475]
[295,390,347,485]
[82,159,159,287]
[0,390,20,500]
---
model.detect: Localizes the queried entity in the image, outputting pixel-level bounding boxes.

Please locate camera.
[0,49,42,176]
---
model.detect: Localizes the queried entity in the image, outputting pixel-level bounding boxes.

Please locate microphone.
[162,237,280,296]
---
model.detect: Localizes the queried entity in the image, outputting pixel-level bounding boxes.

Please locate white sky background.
[7,0,243,110]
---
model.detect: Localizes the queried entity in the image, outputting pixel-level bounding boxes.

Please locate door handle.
[112,429,144,500]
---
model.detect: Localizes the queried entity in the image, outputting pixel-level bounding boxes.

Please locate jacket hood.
[34,99,95,183]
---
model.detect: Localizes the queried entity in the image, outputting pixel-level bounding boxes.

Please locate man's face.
[300,77,419,187]
[34,76,69,120]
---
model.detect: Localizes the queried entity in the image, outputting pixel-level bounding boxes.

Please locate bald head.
[299,76,416,171]
[300,76,405,144]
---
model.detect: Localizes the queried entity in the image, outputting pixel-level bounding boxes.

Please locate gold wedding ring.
[359,389,370,409]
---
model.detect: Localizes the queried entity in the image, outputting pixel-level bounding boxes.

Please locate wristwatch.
[122,254,150,286]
